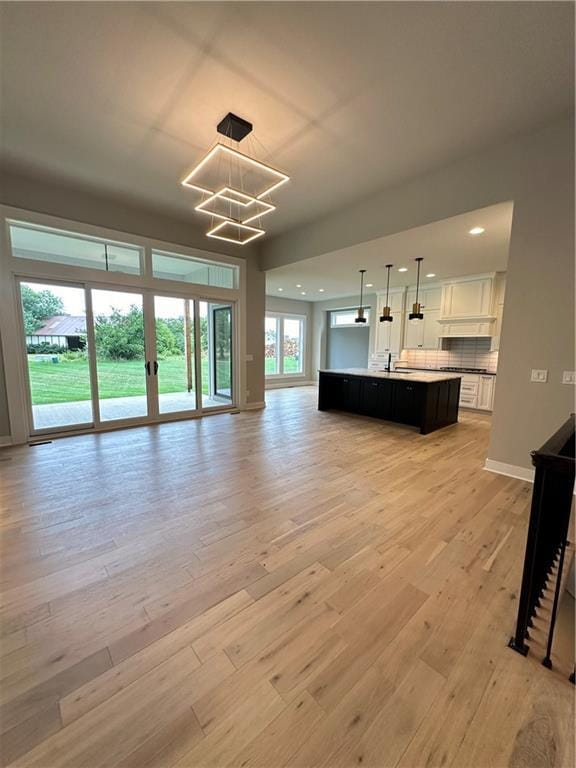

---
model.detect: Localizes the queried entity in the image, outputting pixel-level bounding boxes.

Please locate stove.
[440,366,488,373]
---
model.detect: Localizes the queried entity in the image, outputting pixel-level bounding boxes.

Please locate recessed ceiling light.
[469,227,485,235]
[301,291,306,295]
[277,287,283,291]
[398,267,408,272]
[426,273,436,278]
[366,283,374,288]
[296,284,302,288]
[318,288,325,292]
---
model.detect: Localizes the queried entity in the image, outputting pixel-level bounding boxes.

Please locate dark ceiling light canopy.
[217,112,253,142]
[355,269,367,324]
[379,264,394,322]
[409,257,425,321]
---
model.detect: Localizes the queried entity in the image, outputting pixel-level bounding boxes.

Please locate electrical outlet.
[530,369,548,383]
[562,371,576,385]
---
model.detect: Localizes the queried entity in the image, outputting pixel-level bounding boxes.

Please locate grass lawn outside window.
[265,356,301,376]
[27,356,230,404]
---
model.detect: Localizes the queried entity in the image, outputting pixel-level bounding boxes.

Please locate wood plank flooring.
[0,387,573,767]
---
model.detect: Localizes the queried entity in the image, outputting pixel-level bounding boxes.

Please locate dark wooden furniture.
[509,414,575,676]
[318,370,461,435]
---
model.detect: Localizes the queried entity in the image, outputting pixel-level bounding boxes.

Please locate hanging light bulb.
[409,257,424,321]
[355,269,367,323]
[379,264,394,322]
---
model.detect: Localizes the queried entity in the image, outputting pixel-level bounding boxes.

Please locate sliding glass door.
[153,295,198,415]
[199,301,233,409]
[91,288,150,422]
[18,282,235,434]
[20,280,93,431]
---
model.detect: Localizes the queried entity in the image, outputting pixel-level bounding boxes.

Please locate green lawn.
[265,356,301,375]
[28,356,231,405]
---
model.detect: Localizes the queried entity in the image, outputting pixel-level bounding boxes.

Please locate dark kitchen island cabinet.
[318,368,462,435]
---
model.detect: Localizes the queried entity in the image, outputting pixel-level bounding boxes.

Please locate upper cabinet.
[438,274,497,338]
[406,285,442,311]
[372,288,405,356]
[490,273,507,351]
[404,308,441,349]
[403,284,442,349]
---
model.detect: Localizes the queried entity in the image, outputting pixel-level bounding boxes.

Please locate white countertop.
[319,368,462,383]
[395,366,497,376]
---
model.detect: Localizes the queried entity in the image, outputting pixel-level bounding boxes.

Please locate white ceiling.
[265,202,513,301]
[0,3,572,239]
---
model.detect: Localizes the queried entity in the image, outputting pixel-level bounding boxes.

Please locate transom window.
[329,308,371,327]
[265,314,305,376]
[152,249,238,289]
[7,221,240,290]
[8,221,143,276]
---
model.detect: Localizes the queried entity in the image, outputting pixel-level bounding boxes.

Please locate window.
[329,308,370,327]
[265,314,305,376]
[152,249,238,289]
[9,221,142,275]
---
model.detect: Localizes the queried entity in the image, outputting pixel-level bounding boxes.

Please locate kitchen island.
[318,368,462,434]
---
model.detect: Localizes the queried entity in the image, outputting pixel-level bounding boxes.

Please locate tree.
[21,285,64,334]
[94,307,185,360]
[94,306,145,360]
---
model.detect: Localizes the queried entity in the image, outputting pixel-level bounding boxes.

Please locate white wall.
[262,117,574,471]
[265,295,314,385]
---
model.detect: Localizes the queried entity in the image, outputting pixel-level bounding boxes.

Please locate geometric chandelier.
[181,113,290,245]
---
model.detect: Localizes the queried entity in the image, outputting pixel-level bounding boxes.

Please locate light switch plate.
[531,369,548,383]
[562,371,576,385]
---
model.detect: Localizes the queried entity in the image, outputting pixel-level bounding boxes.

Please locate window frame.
[265,312,306,378]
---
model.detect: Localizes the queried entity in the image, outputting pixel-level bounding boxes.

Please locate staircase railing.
[508,414,575,680]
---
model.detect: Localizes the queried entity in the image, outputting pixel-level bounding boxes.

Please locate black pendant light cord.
[104,243,109,272]
[415,257,422,305]
[385,264,392,306]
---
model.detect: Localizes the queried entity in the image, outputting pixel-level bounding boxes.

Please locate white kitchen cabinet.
[438,274,497,338]
[406,285,442,311]
[422,309,441,349]
[477,375,495,410]
[440,275,494,318]
[403,309,441,349]
[490,273,507,351]
[376,288,405,313]
[372,288,405,356]
[458,373,496,410]
[373,311,403,354]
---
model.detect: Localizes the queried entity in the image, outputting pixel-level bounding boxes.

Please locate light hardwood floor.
[0,387,573,767]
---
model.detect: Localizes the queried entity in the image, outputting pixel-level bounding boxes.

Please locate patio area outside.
[29,356,231,429]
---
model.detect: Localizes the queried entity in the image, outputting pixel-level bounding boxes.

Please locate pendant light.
[409,257,424,320]
[355,269,367,323]
[379,264,394,322]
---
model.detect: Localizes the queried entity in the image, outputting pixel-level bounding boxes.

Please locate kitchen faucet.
[386,353,392,373]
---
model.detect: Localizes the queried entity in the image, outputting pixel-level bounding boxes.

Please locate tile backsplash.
[398,338,498,373]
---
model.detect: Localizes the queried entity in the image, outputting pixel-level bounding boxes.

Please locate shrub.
[27,342,66,354]
[60,350,87,361]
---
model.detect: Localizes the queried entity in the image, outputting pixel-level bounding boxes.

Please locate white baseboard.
[0,436,13,448]
[242,401,266,411]
[265,380,317,390]
[484,459,535,483]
